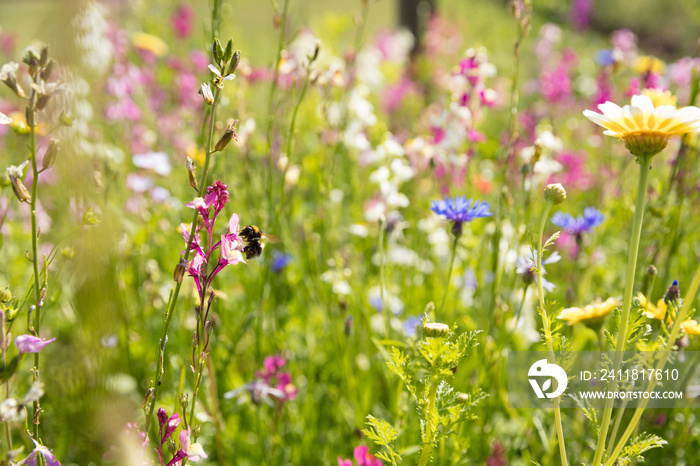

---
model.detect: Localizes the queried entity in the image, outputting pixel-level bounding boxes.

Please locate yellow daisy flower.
[637,293,667,321]
[681,319,700,336]
[132,32,168,57]
[641,88,677,107]
[583,94,700,157]
[559,297,621,326]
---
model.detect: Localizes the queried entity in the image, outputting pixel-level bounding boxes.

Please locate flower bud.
[456,392,470,404]
[157,407,168,427]
[647,265,658,277]
[39,45,49,68]
[42,138,59,170]
[214,120,239,152]
[422,322,450,338]
[40,59,55,81]
[212,38,223,66]
[83,207,100,225]
[7,164,30,203]
[22,46,40,68]
[344,315,353,337]
[198,82,214,105]
[227,50,241,75]
[309,40,320,63]
[223,39,233,64]
[59,111,73,127]
[167,440,178,456]
[544,183,566,205]
[0,62,25,98]
[0,287,11,303]
[186,157,198,189]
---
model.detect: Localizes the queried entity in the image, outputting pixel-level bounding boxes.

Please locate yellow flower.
[559,297,621,326]
[641,88,677,107]
[681,319,700,336]
[132,32,168,57]
[635,56,666,74]
[637,293,667,321]
[583,95,700,157]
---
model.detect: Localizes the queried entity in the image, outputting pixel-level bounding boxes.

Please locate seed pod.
[174,259,187,284]
[9,173,30,203]
[42,138,59,170]
[214,120,238,152]
[186,157,198,189]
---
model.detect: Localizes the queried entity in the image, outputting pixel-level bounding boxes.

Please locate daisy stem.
[592,153,651,466]
[536,199,568,466]
[438,233,459,321]
[604,260,700,466]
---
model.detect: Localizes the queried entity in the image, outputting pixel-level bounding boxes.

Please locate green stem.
[417,378,439,466]
[604,261,700,466]
[536,199,568,466]
[278,62,312,220]
[592,154,651,466]
[144,89,221,436]
[378,219,389,337]
[437,234,459,320]
[27,99,42,440]
[266,0,290,222]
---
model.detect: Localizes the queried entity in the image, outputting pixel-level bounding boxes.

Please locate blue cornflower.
[596,49,616,66]
[271,251,292,273]
[551,207,604,236]
[403,315,423,337]
[431,196,491,236]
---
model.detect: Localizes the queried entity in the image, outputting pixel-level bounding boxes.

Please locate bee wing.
[262,232,281,243]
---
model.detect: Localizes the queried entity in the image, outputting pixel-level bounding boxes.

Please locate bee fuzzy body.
[239,225,279,260]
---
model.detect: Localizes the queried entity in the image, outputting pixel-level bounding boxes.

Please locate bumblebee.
[239,225,280,260]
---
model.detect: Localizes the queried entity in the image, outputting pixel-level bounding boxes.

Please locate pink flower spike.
[15,335,56,354]
[219,235,245,266]
[228,213,240,235]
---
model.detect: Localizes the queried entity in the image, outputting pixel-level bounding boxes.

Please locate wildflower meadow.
[3,0,700,465]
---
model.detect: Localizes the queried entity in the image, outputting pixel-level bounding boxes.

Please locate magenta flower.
[171,3,194,39]
[337,458,353,466]
[166,428,207,465]
[15,335,55,354]
[354,446,382,466]
[157,408,181,445]
[16,439,60,466]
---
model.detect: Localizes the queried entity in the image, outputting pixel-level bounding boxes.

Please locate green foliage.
[362,415,402,465]
[617,433,667,465]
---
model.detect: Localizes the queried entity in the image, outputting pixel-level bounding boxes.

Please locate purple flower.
[431,197,491,224]
[551,207,604,236]
[403,315,423,337]
[515,251,561,292]
[15,335,55,354]
[596,50,616,66]
[271,251,292,273]
[16,440,60,466]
